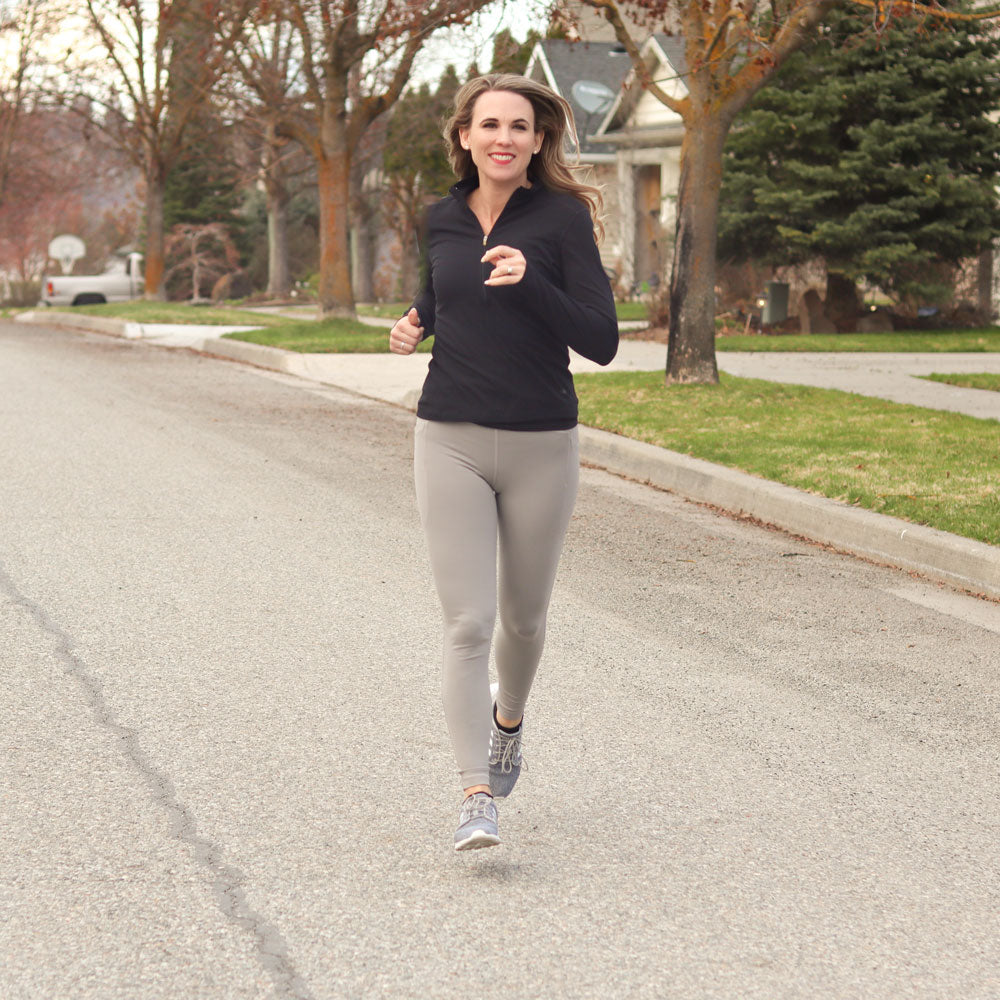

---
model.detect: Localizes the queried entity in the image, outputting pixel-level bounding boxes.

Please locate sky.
[0,0,554,106]
[410,0,553,87]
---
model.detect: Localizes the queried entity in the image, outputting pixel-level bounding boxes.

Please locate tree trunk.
[392,182,420,302]
[265,180,291,298]
[666,114,728,384]
[395,215,418,302]
[316,149,355,318]
[190,236,202,300]
[825,271,861,332]
[977,246,994,318]
[143,160,166,301]
[350,163,376,304]
[267,193,291,299]
[353,206,376,304]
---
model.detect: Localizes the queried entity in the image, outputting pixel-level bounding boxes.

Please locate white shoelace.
[461,792,496,823]
[490,726,523,773]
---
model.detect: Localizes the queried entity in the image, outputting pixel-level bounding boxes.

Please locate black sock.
[493,703,521,734]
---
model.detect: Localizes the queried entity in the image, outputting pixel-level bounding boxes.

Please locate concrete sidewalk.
[15,310,1000,600]
[718,350,1000,422]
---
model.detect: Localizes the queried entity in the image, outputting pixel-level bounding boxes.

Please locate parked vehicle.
[41,252,144,307]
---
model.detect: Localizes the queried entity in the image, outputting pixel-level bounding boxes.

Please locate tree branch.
[577,0,686,114]
[851,0,1000,21]
[725,0,838,116]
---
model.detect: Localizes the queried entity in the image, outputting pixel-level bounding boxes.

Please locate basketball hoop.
[48,234,86,275]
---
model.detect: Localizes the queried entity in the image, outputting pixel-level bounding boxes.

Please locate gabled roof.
[526,39,633,156]
[601,35,688,138]
[526,36,688,155]
[654,34,688,82]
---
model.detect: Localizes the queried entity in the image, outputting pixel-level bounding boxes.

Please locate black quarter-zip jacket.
[410,176,619,431]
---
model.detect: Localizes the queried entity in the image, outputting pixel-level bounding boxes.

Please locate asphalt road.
[2,322,999,1000]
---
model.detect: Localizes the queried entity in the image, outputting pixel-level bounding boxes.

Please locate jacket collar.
[449,174,541,206]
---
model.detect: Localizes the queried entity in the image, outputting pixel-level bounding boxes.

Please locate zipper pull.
[483,234,487,247]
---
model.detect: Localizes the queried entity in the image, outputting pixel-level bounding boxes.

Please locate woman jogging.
[390,74,619,851]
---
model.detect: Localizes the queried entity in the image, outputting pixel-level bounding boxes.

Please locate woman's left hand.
[482,245,527,286]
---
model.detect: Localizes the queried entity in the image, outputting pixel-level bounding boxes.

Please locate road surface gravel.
[2,322,998,999]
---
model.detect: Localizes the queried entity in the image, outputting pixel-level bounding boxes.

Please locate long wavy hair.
[444,74,605,242]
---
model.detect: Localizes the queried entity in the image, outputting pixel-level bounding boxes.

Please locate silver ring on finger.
[506,266,513,275]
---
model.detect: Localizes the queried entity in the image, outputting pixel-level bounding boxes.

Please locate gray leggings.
[414,418,579,789]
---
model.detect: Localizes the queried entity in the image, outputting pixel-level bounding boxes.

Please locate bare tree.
[230,11,308,298]
[576,0,1000,383]
[381,68,460,299]
[272,0,498,318]
[0,0,57,206]
[74,0,252,298]
[163,221,239,301]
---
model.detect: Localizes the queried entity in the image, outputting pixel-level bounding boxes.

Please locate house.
[525,32,688,296]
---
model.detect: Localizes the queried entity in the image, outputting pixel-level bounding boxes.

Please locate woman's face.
[459,90,543,190]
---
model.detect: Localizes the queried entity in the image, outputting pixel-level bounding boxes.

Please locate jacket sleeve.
[410,282,436,340]
[515,206,619,365]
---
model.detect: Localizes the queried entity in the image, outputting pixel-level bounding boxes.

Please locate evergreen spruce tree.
[163,109,244,232]
[718,9,1000,310]
[489,29,543,76]
[161,110,247,298]
[161,0,245,256]
[383,66,459,204]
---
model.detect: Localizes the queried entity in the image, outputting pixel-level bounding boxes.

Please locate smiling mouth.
[490,153,515,163]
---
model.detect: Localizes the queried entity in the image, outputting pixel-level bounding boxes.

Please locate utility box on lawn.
[762,281,789,326]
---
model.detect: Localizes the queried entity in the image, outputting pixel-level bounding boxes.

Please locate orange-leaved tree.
[271,0,497,318]
[577,0,1000,383]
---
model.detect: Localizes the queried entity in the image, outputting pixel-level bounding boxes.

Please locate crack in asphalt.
[2,565,316,1000]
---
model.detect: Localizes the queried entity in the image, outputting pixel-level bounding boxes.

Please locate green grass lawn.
[921,373,1000,393]
[30,298,1000,543]
[716,328,1000,352]
[357,301,650,322]
[71,301,289,327]
[222,319,432,353]
[574,371,1000,545]
[46,298,1000,354]
[615,301,649,322]
[358,302,409,319]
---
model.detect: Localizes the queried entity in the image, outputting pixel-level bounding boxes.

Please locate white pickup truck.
[41,252,144,307]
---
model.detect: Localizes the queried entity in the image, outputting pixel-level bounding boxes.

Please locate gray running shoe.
[454,792,500,851]
[489,682,524,799]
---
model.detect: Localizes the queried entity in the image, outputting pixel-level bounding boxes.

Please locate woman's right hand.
[390,308,423,354]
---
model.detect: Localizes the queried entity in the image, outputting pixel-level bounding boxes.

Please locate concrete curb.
[16,310,1000,600]
[16,310,142,339]
[578,427,1000,600]
[212,327,999,599]
[198,335,299,373]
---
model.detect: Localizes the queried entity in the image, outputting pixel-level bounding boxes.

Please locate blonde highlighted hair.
[444,73,605,242]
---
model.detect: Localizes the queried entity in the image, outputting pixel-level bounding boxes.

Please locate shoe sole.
[454,830,501,852]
